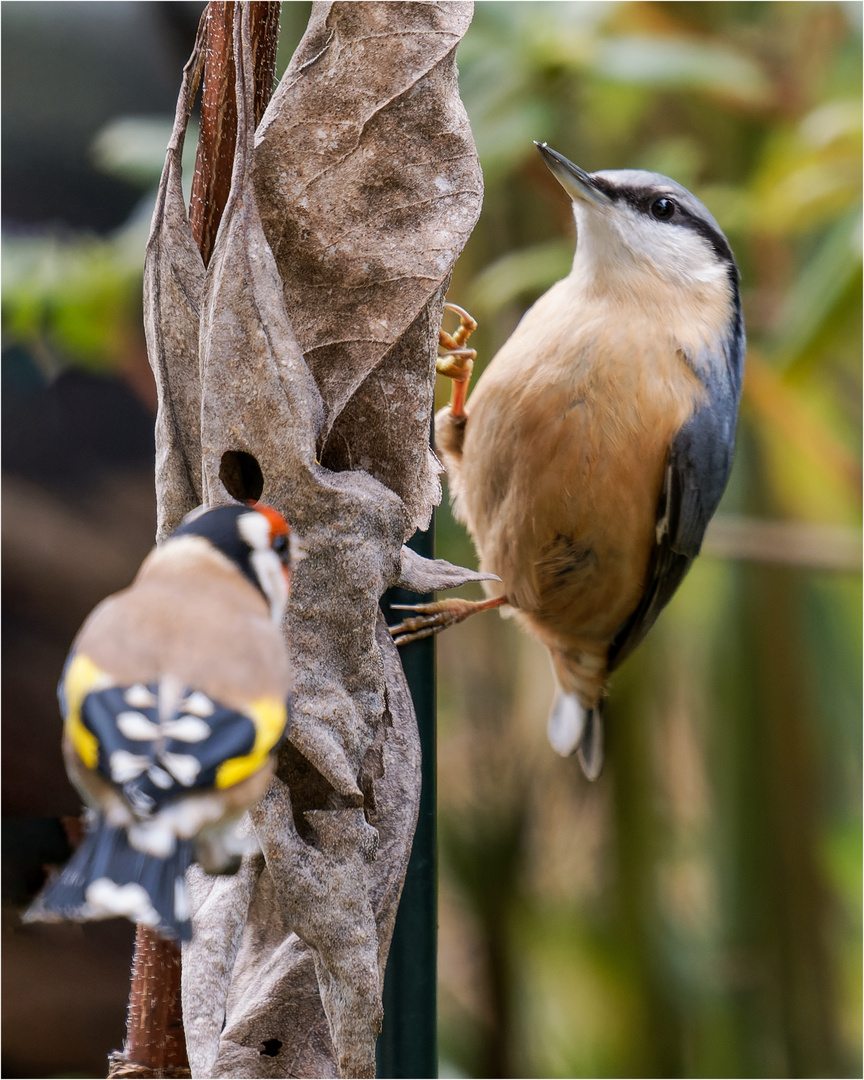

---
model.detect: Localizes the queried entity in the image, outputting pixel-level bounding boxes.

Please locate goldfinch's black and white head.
[170,502,295,624]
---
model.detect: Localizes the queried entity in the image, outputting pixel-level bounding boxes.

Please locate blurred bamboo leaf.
[2,226,146,374]
[750,101,862,234]
[437,4,861,1078]
[743,352,862,510]
[457,52,553,180]
[468,239,574,317]
[91,115,200,188]
[770,209,863,369]
[592,35,772,103]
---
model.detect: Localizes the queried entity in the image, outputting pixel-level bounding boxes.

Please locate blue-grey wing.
[608,315,744,670]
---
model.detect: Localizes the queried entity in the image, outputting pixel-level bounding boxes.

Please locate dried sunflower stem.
[109,6,281,1078]
[143,3,482,1075]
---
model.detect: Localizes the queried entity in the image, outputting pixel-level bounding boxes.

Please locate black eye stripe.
[594,181,735,266]
[674,213,735,267]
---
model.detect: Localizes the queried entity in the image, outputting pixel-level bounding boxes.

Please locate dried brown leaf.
[144,4,481,1076]
[183,621,421,1079]
[144,34,207,540]
[254,0,482,531]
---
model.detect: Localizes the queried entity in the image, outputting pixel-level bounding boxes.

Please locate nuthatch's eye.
[650,197,676,221]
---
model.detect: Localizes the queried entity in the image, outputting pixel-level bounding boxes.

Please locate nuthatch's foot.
[437,303,477,419]
[389,594,507,645]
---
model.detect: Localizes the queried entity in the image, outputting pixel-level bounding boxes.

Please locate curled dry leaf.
[144,3,481,1077]
[253,0,482,532]
[144,29,206,541]
[184,624,419,1078]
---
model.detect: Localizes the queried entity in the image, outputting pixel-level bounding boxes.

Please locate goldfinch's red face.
[242,502,294,623]
[249,501,293,584]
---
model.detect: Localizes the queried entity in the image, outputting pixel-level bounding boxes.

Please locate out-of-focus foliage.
[436,3,861,1079]
[3,223,147,375]
[0,0,317,379]
[1,115,201,377]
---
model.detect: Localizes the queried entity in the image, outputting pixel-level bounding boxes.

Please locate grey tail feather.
[25,815,193,942]
[547,691,605,782]
[547,691,587,757]
[577,705,604,782]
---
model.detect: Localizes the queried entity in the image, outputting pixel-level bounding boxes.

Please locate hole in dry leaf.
[220,450,264,501]
[260,1038,282,1057]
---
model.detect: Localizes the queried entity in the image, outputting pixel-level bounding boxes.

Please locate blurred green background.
[2,2,861,1078]
[435,4,862,1078]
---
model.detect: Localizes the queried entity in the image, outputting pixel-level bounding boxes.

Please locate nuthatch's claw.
[438,303,478,419]
[389,595,507,646]
[436,349,475,384]
[439,302,477,353]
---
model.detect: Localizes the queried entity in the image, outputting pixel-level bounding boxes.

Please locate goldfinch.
[27,503,295,941]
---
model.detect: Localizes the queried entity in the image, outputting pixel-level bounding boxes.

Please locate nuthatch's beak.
[535,142,611,208]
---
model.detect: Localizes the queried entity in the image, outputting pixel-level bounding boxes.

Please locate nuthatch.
[393,143,744,780]
[27,503,295,940]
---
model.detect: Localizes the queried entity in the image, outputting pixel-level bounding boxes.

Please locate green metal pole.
[377,518,437,1080]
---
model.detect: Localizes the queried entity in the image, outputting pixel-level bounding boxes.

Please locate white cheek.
[237,511,271,551]
[619,217,724,285]
[575,209,723,289]
[647,227,720,282]
[251,549,289,624]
